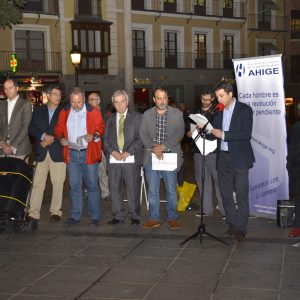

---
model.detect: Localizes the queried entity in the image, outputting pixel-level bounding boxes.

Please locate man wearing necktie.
[103,90,143,225]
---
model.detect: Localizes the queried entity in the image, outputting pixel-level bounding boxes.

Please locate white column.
[124,1,134,109]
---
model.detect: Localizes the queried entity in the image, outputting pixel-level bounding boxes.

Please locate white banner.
[233,54,289,219]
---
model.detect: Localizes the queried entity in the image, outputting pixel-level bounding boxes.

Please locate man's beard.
[157,103,167,110]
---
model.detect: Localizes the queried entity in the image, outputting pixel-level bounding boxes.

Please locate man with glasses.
[187,88,225,218]
[27,85,66,231]
[87,92,110,201]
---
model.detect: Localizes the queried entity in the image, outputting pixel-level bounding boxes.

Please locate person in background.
[87,92,110,201]
[286,121,300,238]
[27,85,66,231]
[103,90,143,225]
[187,88,225,218]
[55,87,105,226]
[211,81,254,242]
[139,86,185,230]
[0,79,32,159]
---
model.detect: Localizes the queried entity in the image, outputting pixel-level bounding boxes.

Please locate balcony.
[248,14,288,32]
[131,0,247,19]
[21,0,59,15]
[133,51,245,69]
[0,51,62,73]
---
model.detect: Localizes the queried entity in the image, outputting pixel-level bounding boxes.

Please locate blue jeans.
[67,149,100,221]
[144,158,178,221]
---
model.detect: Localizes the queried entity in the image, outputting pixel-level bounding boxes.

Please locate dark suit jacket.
[0,96,32,156]
[103,110,143,165]
[29,104,64,162]
[213,100,255,169]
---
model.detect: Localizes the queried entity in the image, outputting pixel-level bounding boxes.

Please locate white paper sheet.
[109,155,135,164]
[189,113,213,133]
[192,130,217,156]
[152,153,177,171]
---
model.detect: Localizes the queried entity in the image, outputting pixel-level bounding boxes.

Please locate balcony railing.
[21,0,59,15]
[74,0,102,20]
[0,51,62,73]
[131,0,247,19]
[248,14,288,32]
[133,51,246,69]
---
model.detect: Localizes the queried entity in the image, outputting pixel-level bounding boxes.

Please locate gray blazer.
[0,96,32,156]
[139,106,185,171]
[103,110,144,165]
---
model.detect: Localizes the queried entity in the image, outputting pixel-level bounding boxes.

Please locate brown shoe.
[233,230,245,242]
[168,220,180,230]
[50,214,61,222]
[142,220,160,229]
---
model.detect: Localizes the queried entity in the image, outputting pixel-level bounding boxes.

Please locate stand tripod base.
[180,223,227,246]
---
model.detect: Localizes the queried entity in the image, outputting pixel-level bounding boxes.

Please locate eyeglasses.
[88,98,100,101]
[50,92,61,97]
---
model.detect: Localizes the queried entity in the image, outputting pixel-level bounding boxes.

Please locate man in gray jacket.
[0,79,32,158]
[139,87,185,229]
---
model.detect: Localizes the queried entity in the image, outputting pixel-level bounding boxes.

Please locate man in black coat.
[27,86,66,231]
[211,81,255,242]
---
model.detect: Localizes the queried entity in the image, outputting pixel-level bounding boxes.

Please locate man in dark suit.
[27,86,66,231]
[0,79,32,158]
[211,81,255,242]
[103,90,143,225]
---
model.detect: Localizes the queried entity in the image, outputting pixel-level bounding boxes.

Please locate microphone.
[211,103,224,115]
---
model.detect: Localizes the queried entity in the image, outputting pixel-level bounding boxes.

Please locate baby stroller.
[0,156,34,233]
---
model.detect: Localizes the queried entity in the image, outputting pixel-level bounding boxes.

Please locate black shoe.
[50,214,61,222]
[63,218,80,225]
[224,225,235,236]
[90,219,100,226]
[30,219,39,232]
[131,219,140,225]
[233,230,246,242]
[108,218,123,225]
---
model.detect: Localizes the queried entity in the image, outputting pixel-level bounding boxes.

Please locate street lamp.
[70,46,81,87]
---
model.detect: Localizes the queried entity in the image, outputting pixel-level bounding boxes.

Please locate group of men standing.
[0,78,255,242]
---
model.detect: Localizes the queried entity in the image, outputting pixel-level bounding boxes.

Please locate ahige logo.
[235,63,245,77]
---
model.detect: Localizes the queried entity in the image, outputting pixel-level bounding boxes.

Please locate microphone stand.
[180,119,227,246]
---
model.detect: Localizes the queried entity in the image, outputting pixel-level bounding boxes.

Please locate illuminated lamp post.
[70,46,81,87]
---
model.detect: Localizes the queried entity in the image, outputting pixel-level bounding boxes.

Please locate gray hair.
[111,90,129,105]
[69,86,85,99]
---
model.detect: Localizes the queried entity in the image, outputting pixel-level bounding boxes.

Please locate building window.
[15,30,45,71]
[75,0,101,19]
[164,0,177,13]
[71,21,111,74]
[291,55,300,82]
[194,33,206,68]
[133,30,146,67]
[164,32,177,68]
[291,10,300,39]
[223,35,234,69]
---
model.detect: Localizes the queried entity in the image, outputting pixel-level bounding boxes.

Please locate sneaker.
[195,212,207,217]
[289,227,300,238]
[90,219,100,226]
[63,218,80,225]
[168,220,180,230]
[142,220,160,229]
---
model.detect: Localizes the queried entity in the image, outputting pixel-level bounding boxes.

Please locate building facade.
[0,0,298,118]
